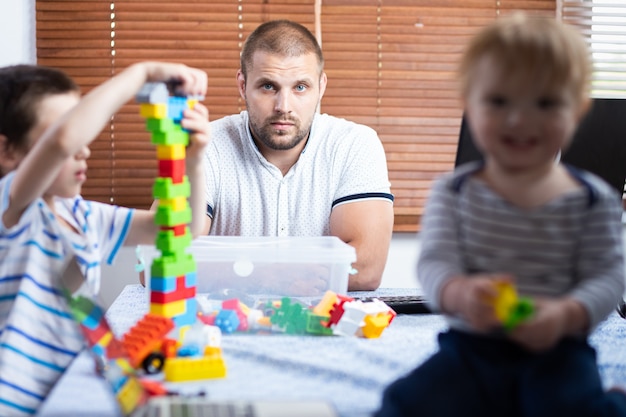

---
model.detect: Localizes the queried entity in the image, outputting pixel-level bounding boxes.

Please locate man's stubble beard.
[248,113,312,151]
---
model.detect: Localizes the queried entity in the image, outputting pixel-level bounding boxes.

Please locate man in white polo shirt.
[199,20,394,291]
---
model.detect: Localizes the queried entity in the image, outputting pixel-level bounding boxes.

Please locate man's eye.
[295,84,306,92]
[262,84,274,90]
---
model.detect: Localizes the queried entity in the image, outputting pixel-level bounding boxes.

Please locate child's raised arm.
[4,62,208,230]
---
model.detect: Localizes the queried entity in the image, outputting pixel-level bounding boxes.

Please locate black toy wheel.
[141,352,166,374]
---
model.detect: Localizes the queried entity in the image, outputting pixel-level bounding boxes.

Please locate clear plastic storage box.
[139,236,356,300]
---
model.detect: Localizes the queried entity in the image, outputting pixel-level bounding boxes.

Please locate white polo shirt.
[205,111,393,237]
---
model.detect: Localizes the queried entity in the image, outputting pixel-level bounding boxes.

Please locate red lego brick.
[81,321,111,346]
[150,276,195,303]
[160,224,187,236]
[325,294,354,328]
[158,159,186,183]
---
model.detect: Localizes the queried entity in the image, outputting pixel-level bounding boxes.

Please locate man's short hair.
[240,20,324,78]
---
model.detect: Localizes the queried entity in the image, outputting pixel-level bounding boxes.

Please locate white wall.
[0,2,420,308]
[0,1,36,66]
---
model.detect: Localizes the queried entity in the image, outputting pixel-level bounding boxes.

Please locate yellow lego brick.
[204,346,223,356]
[164,355,227,382]
[256,316,272,328]
[238,301,250,316]
[492,281,518,323]
[159,196,188,211]
[156,144,186,160]
[95,331,113,348]
[116,376,144,415]
[140,103,167,119]
[177,325,191,343]
[313,290,339,316]
[114,357,136,375]
[150,299,186,317]
[361,314,391,339]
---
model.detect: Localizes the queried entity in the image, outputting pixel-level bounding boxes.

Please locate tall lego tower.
[136,83,198,329]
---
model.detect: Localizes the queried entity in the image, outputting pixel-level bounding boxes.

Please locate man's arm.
[330,199,394,291]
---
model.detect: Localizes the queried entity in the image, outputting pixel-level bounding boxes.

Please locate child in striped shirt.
[0,62,209,416]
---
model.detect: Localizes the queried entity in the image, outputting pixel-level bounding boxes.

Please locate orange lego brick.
[121,314,175,368]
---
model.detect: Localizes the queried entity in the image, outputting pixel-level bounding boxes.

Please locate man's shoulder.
[208,112,249,150]
[314,113,377,135]
[312,113,379,151]
[210,111,246,130]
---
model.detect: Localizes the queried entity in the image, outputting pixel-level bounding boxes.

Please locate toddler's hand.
[446,274,514,333]
[508,298,568,352]
[459,277,502,332]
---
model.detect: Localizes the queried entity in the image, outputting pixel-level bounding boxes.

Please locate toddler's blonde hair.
[458,12,592,109]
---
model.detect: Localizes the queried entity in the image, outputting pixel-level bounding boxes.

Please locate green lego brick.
[270,297,309,334]
[306,313,334,335]
[145,117,176,133]
[503,298,535,331]
[156,229,192,255]
[150,253,197,278]
[155,205,192,227]
[151,126,189,146]
[152,176,190,200]
[67,295,97,323]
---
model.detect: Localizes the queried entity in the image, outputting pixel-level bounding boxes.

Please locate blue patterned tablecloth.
[37,285,626,417]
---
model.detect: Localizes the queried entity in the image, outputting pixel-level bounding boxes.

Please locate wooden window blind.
[560,0,626,99]
[36,0,555,231]
[321,0,556,231]
[36,1,115,204]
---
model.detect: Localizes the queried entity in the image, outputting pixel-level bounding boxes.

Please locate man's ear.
[236,69,246,101]
[319,71,328,100]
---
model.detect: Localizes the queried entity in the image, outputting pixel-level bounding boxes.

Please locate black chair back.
[455,99,626,196]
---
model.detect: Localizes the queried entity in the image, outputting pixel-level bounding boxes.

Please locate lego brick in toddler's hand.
[491,281,534,331]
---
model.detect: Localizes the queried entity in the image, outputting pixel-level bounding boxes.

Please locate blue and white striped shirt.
[418,162,625,333]
[0,171,133,416]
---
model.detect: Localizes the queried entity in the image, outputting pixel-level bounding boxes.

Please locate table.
[37,285,626,417]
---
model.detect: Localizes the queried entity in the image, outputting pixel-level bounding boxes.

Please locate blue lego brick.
[185,271,197,287]
[91,344,105,357]
[172,311,198,327]
[215,309,240,334]
[167,96,188,122]
[150,276,177,293]
[82,304,105,330]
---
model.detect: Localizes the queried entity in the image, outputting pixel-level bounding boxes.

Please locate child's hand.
[507,298,569,352]
[141,62,208,97]
[458,276,503,332]
[181,102,210,164]
[443,274,514,332]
